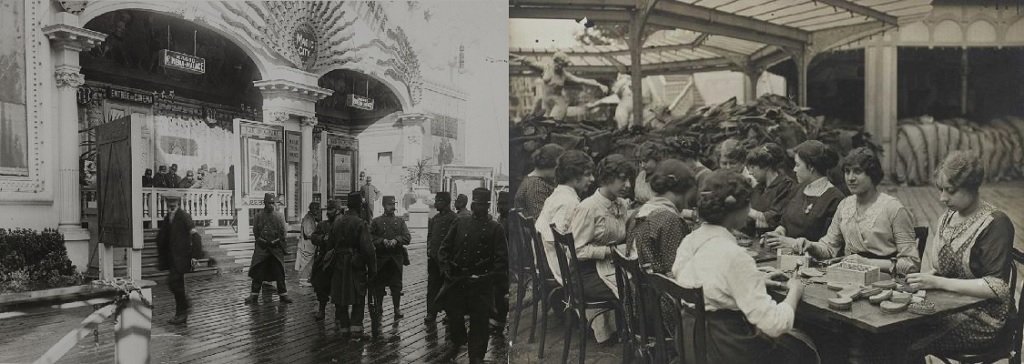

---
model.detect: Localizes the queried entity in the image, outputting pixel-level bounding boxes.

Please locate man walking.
[330,192,377,338]
[361,176,380,218]
[156,192,205,325]
[437,188,508,363]
[369,196,411,335]
[310,199,340,321]
[455,193,470,217]
[297,202,320,287]
[245,193,293,304]
[490,191,511,334]
[425,192,456,324]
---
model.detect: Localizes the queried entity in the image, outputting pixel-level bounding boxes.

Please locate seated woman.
[717,138,747,174]
[906,151,1015,360]
[567,154,635,343]
[766,148,920,274]
[515,143,565,219]
[633,141,667,205]
[626,159,696,272]
[776,140,845,242]
[745,143,796,235]
[535,150,595,286]
[671,170,816,364]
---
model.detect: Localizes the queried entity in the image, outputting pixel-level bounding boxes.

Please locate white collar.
[803,177,834,197]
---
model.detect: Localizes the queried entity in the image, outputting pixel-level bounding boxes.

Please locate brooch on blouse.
[804,203,814,214]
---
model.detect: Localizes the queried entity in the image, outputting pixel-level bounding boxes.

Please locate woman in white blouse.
[535,150,595,285]
[672,170,817,364]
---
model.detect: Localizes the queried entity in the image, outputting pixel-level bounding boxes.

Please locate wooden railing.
[84,188,235,227]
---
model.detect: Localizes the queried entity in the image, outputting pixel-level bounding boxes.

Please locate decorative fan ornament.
[57,0,87,14]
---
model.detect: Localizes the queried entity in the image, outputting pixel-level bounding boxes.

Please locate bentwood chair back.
[550,224,620,364]
[914,226,929,258]
[611,249,653,363]
[528,218,562,359]
[649,273,707,364]
[507,209,535,343]
[936,248,1024,364]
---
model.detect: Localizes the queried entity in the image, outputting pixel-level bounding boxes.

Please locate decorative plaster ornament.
[57,0,87,14]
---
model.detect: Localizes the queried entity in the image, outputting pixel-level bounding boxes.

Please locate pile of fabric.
[894,116,1024,185]
[510,94,878,192]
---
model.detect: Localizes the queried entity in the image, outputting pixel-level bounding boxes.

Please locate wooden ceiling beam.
[814,0,898,26]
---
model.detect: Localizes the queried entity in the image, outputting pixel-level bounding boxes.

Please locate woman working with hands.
[765,148,920,274]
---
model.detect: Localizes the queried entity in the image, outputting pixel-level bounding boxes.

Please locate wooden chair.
[529,220,564,359]
[649,273,708,364]
[507,209,537,343]
[611,249,655,363]
[914,226,929,258]
[935,248,1024,364]
[550,224,621,364]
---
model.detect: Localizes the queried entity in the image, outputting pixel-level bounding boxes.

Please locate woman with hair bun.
[773,140,845,242]
[745,143,797,234]
[535,150,595,285]
[626,159,696,273]
[903,151,1015,360]
[633,141,667,205]
[567,153,636,343]
[515,143,565,219]
[671,170,817,364]
[767,147,920,276]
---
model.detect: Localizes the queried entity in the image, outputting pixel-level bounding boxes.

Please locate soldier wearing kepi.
[425,192,457,324]
[490,191,511,334]
[369,196,412,334]
[310,199,341,321]
[156,192,205,325]
[245,193,293,304]
[329,192,377,338]
[437,188,508,363]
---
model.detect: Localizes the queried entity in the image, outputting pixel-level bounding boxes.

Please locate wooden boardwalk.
[0,244,510,364]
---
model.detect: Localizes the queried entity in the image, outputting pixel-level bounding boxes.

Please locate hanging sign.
[293,23,317,69]
[346,94,374,111]
[159,49,206,74]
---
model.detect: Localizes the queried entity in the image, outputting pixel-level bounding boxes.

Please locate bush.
[0,228,84,293]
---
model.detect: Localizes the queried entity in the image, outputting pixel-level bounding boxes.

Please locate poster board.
[94,115,143,250]
[235,119,284,208]
[324,132,358,204]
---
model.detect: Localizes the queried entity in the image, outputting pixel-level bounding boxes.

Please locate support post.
[794,52,811,107]
[961,48,968,116]
[864,44,899,178]
[43,21,106,272]
[743,67,763,104]
[300,117,316,215]
[629,11,644,129]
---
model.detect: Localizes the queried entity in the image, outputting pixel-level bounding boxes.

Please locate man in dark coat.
[310,199,341,321]
[245,193,293,304]
[142,168,154,187]
[167,164,181,188]
[369,196,412,333]
[156,192,205,325]
[153,165,170,188]
[455,193,470,217]
[437,188,508,363]
[330,192,377,338]
[490,191,511,334]
[425,192,456,324]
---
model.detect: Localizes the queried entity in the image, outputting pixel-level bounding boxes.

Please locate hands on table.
[906,272,944,291]
[764,231,802,252]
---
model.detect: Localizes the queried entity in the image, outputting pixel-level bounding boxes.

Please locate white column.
[300,117,316,213]
[43,22,106,271]
[743,67,762,104]
[864,45,898,178]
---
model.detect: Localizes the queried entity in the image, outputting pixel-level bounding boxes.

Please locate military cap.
[435,191,451,203]
[472,188,491,203]
[324,199,341,210]
[263,193,277,204]
[347,191,363,204]
[497,191,510,204]
[382,196,396,205]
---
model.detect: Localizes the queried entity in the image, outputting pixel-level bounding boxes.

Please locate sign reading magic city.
[159,49,206,74]
[293,23,317,69]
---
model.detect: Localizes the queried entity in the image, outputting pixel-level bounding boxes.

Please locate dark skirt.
[248,257,286,282]
[681,309,817,364]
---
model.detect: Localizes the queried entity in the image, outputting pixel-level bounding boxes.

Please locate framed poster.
[332,151,352,196]
[0,0,28,177]
[246,138,279,199]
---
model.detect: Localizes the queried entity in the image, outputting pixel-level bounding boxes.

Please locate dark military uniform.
[329,192,377,335]
[491,191,511,332]
[310,200,341,319]
[369,196,411,329]
[437,188,508,363]
[426,192,457,321]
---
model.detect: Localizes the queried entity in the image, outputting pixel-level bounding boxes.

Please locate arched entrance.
[77,8,265,276]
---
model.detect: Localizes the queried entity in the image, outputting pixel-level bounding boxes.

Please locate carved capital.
[301,116,318,128]
[55,69,85,89]
[42,24,107,53]
[253,79,333,103]
[264,110,290,124]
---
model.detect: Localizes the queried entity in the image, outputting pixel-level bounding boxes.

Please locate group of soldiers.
[142,163,229,189]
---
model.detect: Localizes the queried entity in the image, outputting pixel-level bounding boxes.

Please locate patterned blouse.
[780,177,845,241]
[514,173,556,219]
[625,197,690,274]
[802,193,920,273]
[914,203,1015,355]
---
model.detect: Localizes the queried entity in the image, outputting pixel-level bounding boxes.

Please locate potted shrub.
[402,158,439,208]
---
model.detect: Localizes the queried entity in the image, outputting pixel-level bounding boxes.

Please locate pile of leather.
[510,94,880,193]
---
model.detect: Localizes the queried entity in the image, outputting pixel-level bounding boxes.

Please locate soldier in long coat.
[330,192,377,338]
[369,196,412,333]
[425,192,457,323]
[490,191,511,334]
[437,188,508,363]
[245,193,293,304]
[156,192,205,325]
[310,199,341,321]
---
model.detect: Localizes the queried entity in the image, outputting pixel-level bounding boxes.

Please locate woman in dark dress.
[514,143,564,219]
[744,143,796,235]
[770,140,844,242]
[905,151,1015,361]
